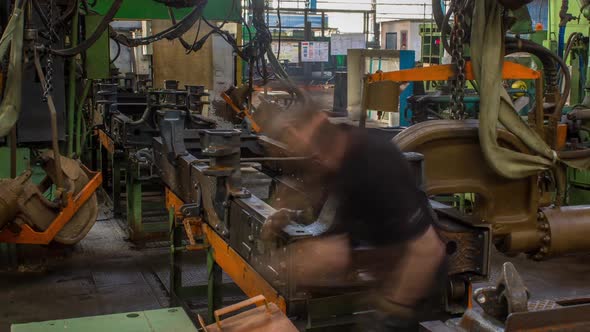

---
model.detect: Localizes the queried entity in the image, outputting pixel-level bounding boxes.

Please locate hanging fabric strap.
[0,4,25,137]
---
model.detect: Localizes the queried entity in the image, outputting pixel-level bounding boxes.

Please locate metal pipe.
[535,76,544,135]
[34,48,64,190]
[75,80,92,156]
[542,205,590,256]
[10,126,16,178]
[67,0,79,156]
[558,149,590,159]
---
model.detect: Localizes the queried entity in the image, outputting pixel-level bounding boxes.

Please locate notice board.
[331,33,366,56]
[300,41,329,62]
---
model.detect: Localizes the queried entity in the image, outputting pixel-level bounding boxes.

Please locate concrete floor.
[2,205,590,332]
[0,206,245,332]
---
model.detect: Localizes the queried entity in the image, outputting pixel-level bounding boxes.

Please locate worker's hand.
[260,208,301,241]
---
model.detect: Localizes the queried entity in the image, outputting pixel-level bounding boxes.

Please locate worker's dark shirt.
[328,127,433,247]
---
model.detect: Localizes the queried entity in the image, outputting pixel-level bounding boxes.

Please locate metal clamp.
[214,295,271,329]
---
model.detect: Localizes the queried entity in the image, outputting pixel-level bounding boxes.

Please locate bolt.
[540,246,549,254]
[476,294,486,304]
[542,235,551,243]
[222,201,229,207]
[248,235,254,242]
[537,211,544,219]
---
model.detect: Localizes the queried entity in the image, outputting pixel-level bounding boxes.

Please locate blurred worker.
[264,109,446,331]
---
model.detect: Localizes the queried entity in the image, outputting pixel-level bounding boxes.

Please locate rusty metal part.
[393,120,539,239]
[505,303,590,331]
[473,262,529,321]
[0,170,32,228]
[438,303,590,332]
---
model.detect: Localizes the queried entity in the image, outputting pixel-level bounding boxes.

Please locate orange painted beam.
[165,187,185,217]
[368,61,541,83]
[221,93,262,133]
[164,189,287,313]
[202,223,287,313]
[0,167,102,244]
[98,129,115,154]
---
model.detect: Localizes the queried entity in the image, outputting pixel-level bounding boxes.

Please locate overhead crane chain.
[449,1,466,119]
[43,0,56,101]
[449,0,467,120]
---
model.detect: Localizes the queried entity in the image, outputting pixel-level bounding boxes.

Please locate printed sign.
[300,41,329,62]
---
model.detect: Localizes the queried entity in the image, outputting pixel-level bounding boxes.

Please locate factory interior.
[2,0,590,331]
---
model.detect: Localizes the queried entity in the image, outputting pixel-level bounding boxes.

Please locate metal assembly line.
[3,0,590,331]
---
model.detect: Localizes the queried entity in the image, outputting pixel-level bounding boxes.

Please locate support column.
[207,248,223,322]
[126,164,142,240]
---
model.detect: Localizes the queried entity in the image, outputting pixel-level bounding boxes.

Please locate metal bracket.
[473,262,529,321]
[159,110,188,165]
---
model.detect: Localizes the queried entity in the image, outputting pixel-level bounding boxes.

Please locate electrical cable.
[505,37,571,117]
[50,0,124,56]
[276,0,281,61]
[440,2,453,55]
[112,0,207,48]
[110,37,121,64]
[434,0,452,54]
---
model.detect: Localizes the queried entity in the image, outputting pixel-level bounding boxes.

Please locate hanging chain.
[43,0,56,102]
[449,0,467,120]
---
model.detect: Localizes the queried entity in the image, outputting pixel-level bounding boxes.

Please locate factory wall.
[380,20,425,60]
[151,20,215,89]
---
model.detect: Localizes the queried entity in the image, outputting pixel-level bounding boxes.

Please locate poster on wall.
[300,41,329,62]
[271,42,300,63]
[331,33,366,55]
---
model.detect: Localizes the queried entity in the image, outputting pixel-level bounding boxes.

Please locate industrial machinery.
[6,0,590,330]
[0,0,102,261]
[153,118,490,329]
[155,0,590,330]
[94,79,212,240]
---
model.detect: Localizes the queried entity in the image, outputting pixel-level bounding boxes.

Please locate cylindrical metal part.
[497,228,543,254]
[542,205,590,256]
